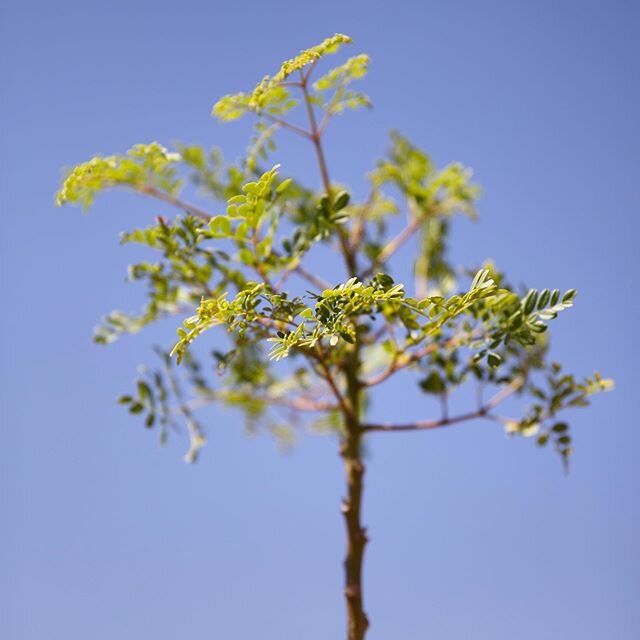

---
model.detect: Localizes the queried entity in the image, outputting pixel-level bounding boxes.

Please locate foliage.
[57,33,612,640]
[57,142,182,210]
[212,33,354,122]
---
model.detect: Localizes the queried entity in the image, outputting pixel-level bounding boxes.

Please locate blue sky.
[1,1,638,638]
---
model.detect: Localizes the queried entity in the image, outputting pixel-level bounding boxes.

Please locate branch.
[360,216,422,280]
[302,58,319,85]
[361,377,524,433]
[159,349,207,462]
[300,70,332,195]
[298,69,357,276]
[294,264,332,291]
[317,72,351,136]
[279,80,303,88]
[485,377,525,410]
[250,221,274,289]
[251,318,353,420]
[349,188,377,256]
[182,390,337,414]
[260,113,313,140]
[142,182,325,295]
[275,260,332,292]
[256,316,299,332]
[309,343,354,422]
[139,184,215,222]
[363,333,471,388]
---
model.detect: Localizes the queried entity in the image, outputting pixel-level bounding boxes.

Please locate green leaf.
[487,352,502,368]
[129,402,144,414]
[238,248,255,265]
[537,433,550,446]
[537,289,550,309]
[276,178,292,194]
[137,381,152,403]
[523,289,538,314]
[334,191,350,211]
[419,371,446,394]
[210,215,231,236]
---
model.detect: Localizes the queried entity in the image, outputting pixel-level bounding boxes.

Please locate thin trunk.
[340,346,369,640]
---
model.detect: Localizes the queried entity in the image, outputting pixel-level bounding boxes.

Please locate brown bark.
[341,430,369,640]
[340,346,369,640]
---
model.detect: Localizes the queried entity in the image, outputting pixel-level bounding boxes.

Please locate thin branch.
[360,216,422,279]
[261,113,312,139]
[159,351,206,462]
[361,377,524,434]
[317,72,351,136]
[349,188,377,256]
[276,261,332,292]
[139,184,215,222]
[294,264,332,291]
[476,381,485,412]
[302,58,319,85]
[485,376,525,410]
[143,181,323,295]
[256,316,299,332]
[249,316,353,421]
[298,69,357,277]
[250,221,274,288]
[274,268,294,291]
[299,71,330,188]
[440,393,449,421]
[361,409,493,433]
[359,320,391,346]
[181,391,337,414]
[363,333,469,388]
[309,344,353,422]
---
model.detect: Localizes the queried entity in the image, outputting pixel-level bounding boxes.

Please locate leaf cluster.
[56,33,612,467]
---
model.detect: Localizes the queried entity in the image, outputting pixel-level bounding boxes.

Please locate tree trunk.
[341,429,369,640]
[341,344,369,640]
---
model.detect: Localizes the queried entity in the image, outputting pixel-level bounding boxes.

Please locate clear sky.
[1,1,638,638]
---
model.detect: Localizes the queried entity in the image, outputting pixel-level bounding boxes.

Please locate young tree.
[57,34,612,640]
